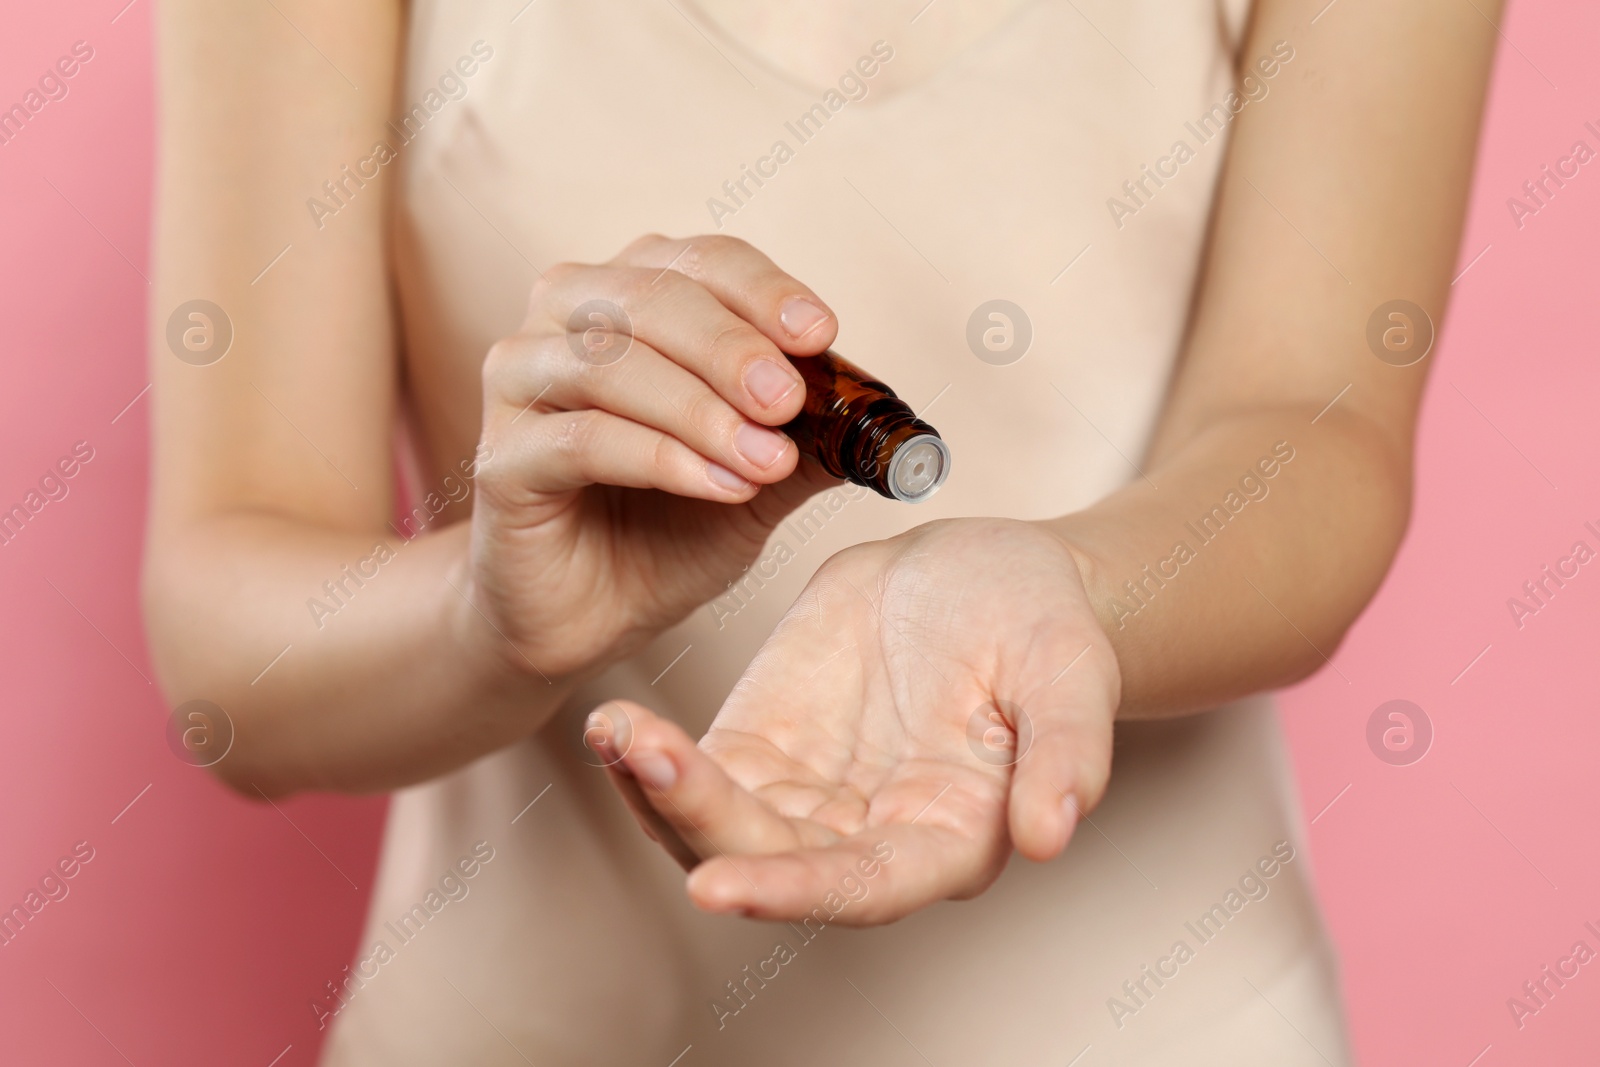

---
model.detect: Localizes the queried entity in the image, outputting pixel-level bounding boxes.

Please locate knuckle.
[526,334,567,373]
[610,266,657,304]
[702,233,750,252]
[472,449,512,493]
[483,336,560,400]
[705,320,769,367]
[541,260,582,288]
[649,432,681,478]
[670,235,750,282]
[621,232,672,259]
[522,274,555,319]
[470,449,523,510]
[670,242,707,278]
[682,388,729,438]
[471,442,507,481]
[691,233,749,262]
[551,408,603,462]
[481,339,523,393]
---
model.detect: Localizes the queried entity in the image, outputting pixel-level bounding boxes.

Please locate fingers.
[481,406,758,504]
[486,334,800,488]
[529,260,813,427]
[488,234,838,505]
[597,701,810,860]
[611,234,838,357]
[685,823,1001,926]
[585,709,702,871]
[739,455,845,531]
[1004,650,1119,863]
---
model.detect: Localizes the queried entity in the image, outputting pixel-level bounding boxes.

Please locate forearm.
[1038,0,1501,718]
[1045,404,1409,718]
[143,513,568,796]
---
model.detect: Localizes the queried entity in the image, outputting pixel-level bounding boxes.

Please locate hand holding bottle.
[463,234,841,681]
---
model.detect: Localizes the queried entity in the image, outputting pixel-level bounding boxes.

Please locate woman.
[145,0,1498,1062]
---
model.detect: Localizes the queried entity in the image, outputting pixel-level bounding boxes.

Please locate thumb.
[1003,641,1120,863]
[739,455,848,531]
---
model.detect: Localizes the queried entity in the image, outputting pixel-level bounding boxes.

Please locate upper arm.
[149,0,403,537]
[1149,0,1502,468]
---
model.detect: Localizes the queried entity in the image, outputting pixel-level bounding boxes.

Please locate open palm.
[589,518,1121,925]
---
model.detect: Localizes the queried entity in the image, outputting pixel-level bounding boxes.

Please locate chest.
[681,0,1042,94]
[393,0,1245,526]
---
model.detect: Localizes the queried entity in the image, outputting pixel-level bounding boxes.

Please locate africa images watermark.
[705,481,871,630]
[1106,840,1297,1029]
[1110,441,1297,629]
[708,840,896,1030]
[1106,40,1295,230]
[1506,919,1600,1031]
[306,40,495,230]
[1366,699,1432,766]
[1504,519,1600,631]
[0,840,97,950]
[706,41,896,228]
[1505,118,1600,231]
[0,439,95,549]
[311,840,497,1030]
[305,445,492,630]
[0,39,95,149]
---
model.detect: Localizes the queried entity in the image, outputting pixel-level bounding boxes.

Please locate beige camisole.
[322,1,1353,1063]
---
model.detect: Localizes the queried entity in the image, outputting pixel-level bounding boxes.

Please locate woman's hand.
[587,519,1122,925]
[466,234,842,680]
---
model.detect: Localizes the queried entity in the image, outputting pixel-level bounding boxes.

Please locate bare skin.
[146,0,1501,928]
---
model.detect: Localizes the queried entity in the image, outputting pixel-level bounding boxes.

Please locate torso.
[681,0,1041,94]
[322,2,1353,1062]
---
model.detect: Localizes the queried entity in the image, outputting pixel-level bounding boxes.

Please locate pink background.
[1,2,1594,1063]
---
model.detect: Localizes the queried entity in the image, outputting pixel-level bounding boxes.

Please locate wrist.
[1029,518,1105,599]
[1030,516,1127,697]
[438,530,572,728]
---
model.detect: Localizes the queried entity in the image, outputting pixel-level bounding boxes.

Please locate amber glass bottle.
[783,350,951,503]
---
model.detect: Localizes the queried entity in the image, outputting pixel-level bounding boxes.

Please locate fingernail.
[707,462,751,493]
[735,423,789,468]
[779,296,829,339]
[630,750,678,791]
[744,359,800,408]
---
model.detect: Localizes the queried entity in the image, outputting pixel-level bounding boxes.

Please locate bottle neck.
[783,350,950,502]
[845,404,947,502]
